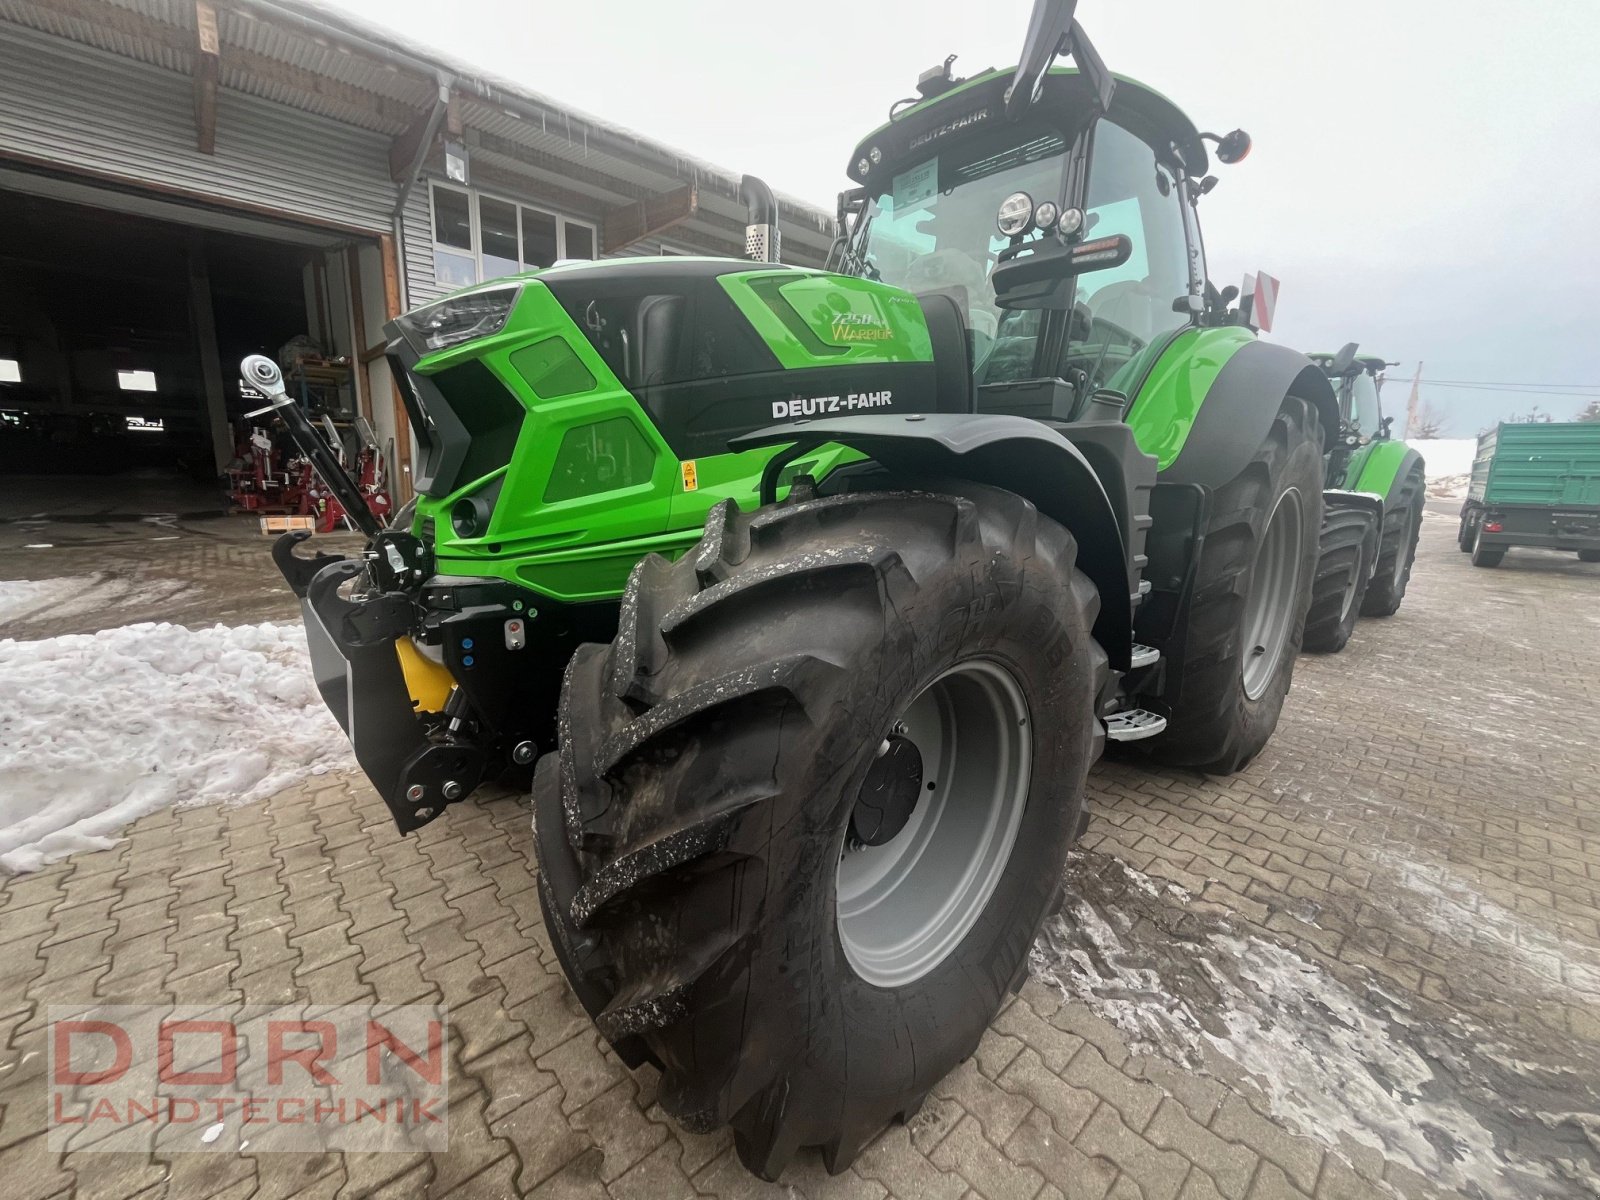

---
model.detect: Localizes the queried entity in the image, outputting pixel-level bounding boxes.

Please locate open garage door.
[0,173,410,521]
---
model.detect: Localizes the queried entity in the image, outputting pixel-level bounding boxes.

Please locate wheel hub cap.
[836,659,1032,988]
[850,735,924,847]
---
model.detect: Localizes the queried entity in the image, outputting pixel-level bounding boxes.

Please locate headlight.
[996,191,1034,238]
[1033,201,1060,231]
[396,286,520,354]
[857,157,871,176]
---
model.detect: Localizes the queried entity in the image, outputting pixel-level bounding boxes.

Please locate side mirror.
[991,234,1134,310]
[1215,129,1251,164]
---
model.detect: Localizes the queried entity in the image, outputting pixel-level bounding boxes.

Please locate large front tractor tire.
[535,485,1106,1177]
[1301,507,1375,654]
[1361,463,1425,615]
[1146,396,1323,774]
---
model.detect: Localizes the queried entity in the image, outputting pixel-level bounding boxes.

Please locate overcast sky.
[327,0,1600,433]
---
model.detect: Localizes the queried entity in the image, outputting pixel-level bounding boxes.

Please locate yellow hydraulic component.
[394,637,455,713]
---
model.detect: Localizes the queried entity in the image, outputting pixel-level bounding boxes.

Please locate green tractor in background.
[255,0,1348,1177]
[1303,344,1426,652]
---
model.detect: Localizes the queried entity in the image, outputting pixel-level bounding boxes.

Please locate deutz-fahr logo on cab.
[772,391,895,419]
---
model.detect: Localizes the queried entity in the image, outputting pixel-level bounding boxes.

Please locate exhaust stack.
[740,174,781,263]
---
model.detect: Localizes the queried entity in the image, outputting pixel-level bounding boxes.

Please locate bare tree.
[1508,405,1555,424]
[1411,400,1448,439]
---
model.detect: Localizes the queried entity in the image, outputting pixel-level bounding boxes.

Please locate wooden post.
[378,232,413,503]
[193,0,219,154]
[186,231,231,475]
[345,243,370,422]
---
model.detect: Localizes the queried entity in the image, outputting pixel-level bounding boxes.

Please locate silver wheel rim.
[1339,538,1367,622]
[1390,513,1411,587]
[1241,489,1304,700]
[837,659,1032,988]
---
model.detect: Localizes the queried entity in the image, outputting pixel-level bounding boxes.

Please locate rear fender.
[1154,339,1339,489]
[731,413,1134,669]
[1352,441,1425,509]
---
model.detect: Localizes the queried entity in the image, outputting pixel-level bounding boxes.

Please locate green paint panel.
[406,278,879,605]
[1471,422,1600,507]
[1123,327,1255,470]
[719,271,933,370]
[1350,440,1413,503]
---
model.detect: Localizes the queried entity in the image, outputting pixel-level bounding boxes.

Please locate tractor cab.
[1312,344,1394,444]
[832,51,1242,422]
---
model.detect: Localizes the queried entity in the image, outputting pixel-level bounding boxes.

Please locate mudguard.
[731,413,1135,670]
[1351,441,1425,510]
[1143,337,1339,490]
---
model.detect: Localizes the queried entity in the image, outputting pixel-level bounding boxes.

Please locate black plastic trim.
[732,413,1135,669]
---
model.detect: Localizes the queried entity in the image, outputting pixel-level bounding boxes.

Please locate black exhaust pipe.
[740,174,780,263]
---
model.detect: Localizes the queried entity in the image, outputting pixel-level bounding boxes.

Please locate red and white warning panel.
[1240,271,1281,333]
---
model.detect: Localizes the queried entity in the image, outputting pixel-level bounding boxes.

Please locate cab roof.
[848,66,1209,183]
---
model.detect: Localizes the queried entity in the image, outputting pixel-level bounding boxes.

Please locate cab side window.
[1348,373,1383,437]
[1074,119,1193,390]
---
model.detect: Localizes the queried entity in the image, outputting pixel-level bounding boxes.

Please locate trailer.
[1459,422,1600,567]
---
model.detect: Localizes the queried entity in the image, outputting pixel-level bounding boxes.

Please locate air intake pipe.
[741,174,781,263]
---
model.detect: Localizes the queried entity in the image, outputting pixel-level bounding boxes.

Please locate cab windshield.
[851,126,1070,373]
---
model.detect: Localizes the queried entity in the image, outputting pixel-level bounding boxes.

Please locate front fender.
[1129,331,1339,489]
[731,413,1134,670]
[1351,441,1425,509]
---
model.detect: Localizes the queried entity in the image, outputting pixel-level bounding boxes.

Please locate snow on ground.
[1032,850,1597,1200]
[0,618,352,873]
[0,577,89,629]
[1408,437,1478,501]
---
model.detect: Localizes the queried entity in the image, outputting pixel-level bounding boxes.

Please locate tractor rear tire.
[1144,395,1322,774]
[1302,507,1374,654]
[1361,464,1425,615]
[1579,550,1600,563]
[535,485,1106,1178]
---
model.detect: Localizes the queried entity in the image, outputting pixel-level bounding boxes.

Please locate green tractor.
[253,0,1345,1177]
[1303,344,1426,652]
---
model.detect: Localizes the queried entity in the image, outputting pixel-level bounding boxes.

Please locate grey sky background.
[326,0,1600,433]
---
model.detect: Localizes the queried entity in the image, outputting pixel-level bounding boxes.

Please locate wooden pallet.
[258,515,315,534]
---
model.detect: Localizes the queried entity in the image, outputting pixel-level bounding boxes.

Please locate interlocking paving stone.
[5,514,1600,1198]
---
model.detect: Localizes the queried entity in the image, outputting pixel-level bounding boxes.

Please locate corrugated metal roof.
[3,0,838,236]
[0,20,396,233]
[0,0,837,240]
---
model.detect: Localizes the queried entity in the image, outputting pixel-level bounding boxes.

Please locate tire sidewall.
[753,532,1099,1110]
[1212,425,1323,763]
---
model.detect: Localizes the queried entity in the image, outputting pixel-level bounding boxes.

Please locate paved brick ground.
[3,510,1599,1199]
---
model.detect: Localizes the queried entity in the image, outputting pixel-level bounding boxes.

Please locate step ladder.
[1129,642,1160,670]
[1104,709,1168,741]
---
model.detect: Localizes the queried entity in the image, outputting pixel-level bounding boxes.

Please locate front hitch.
[300,560,488,831]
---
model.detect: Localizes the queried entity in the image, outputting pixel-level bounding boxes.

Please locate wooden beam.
[185,231,232,474]
[193,0,219,154]
[389,95,443,183]
[470,129,752,244]
[463,160,607,227]
[377,233,413,504]
[345,244,370,422]
[602,184,697,254]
